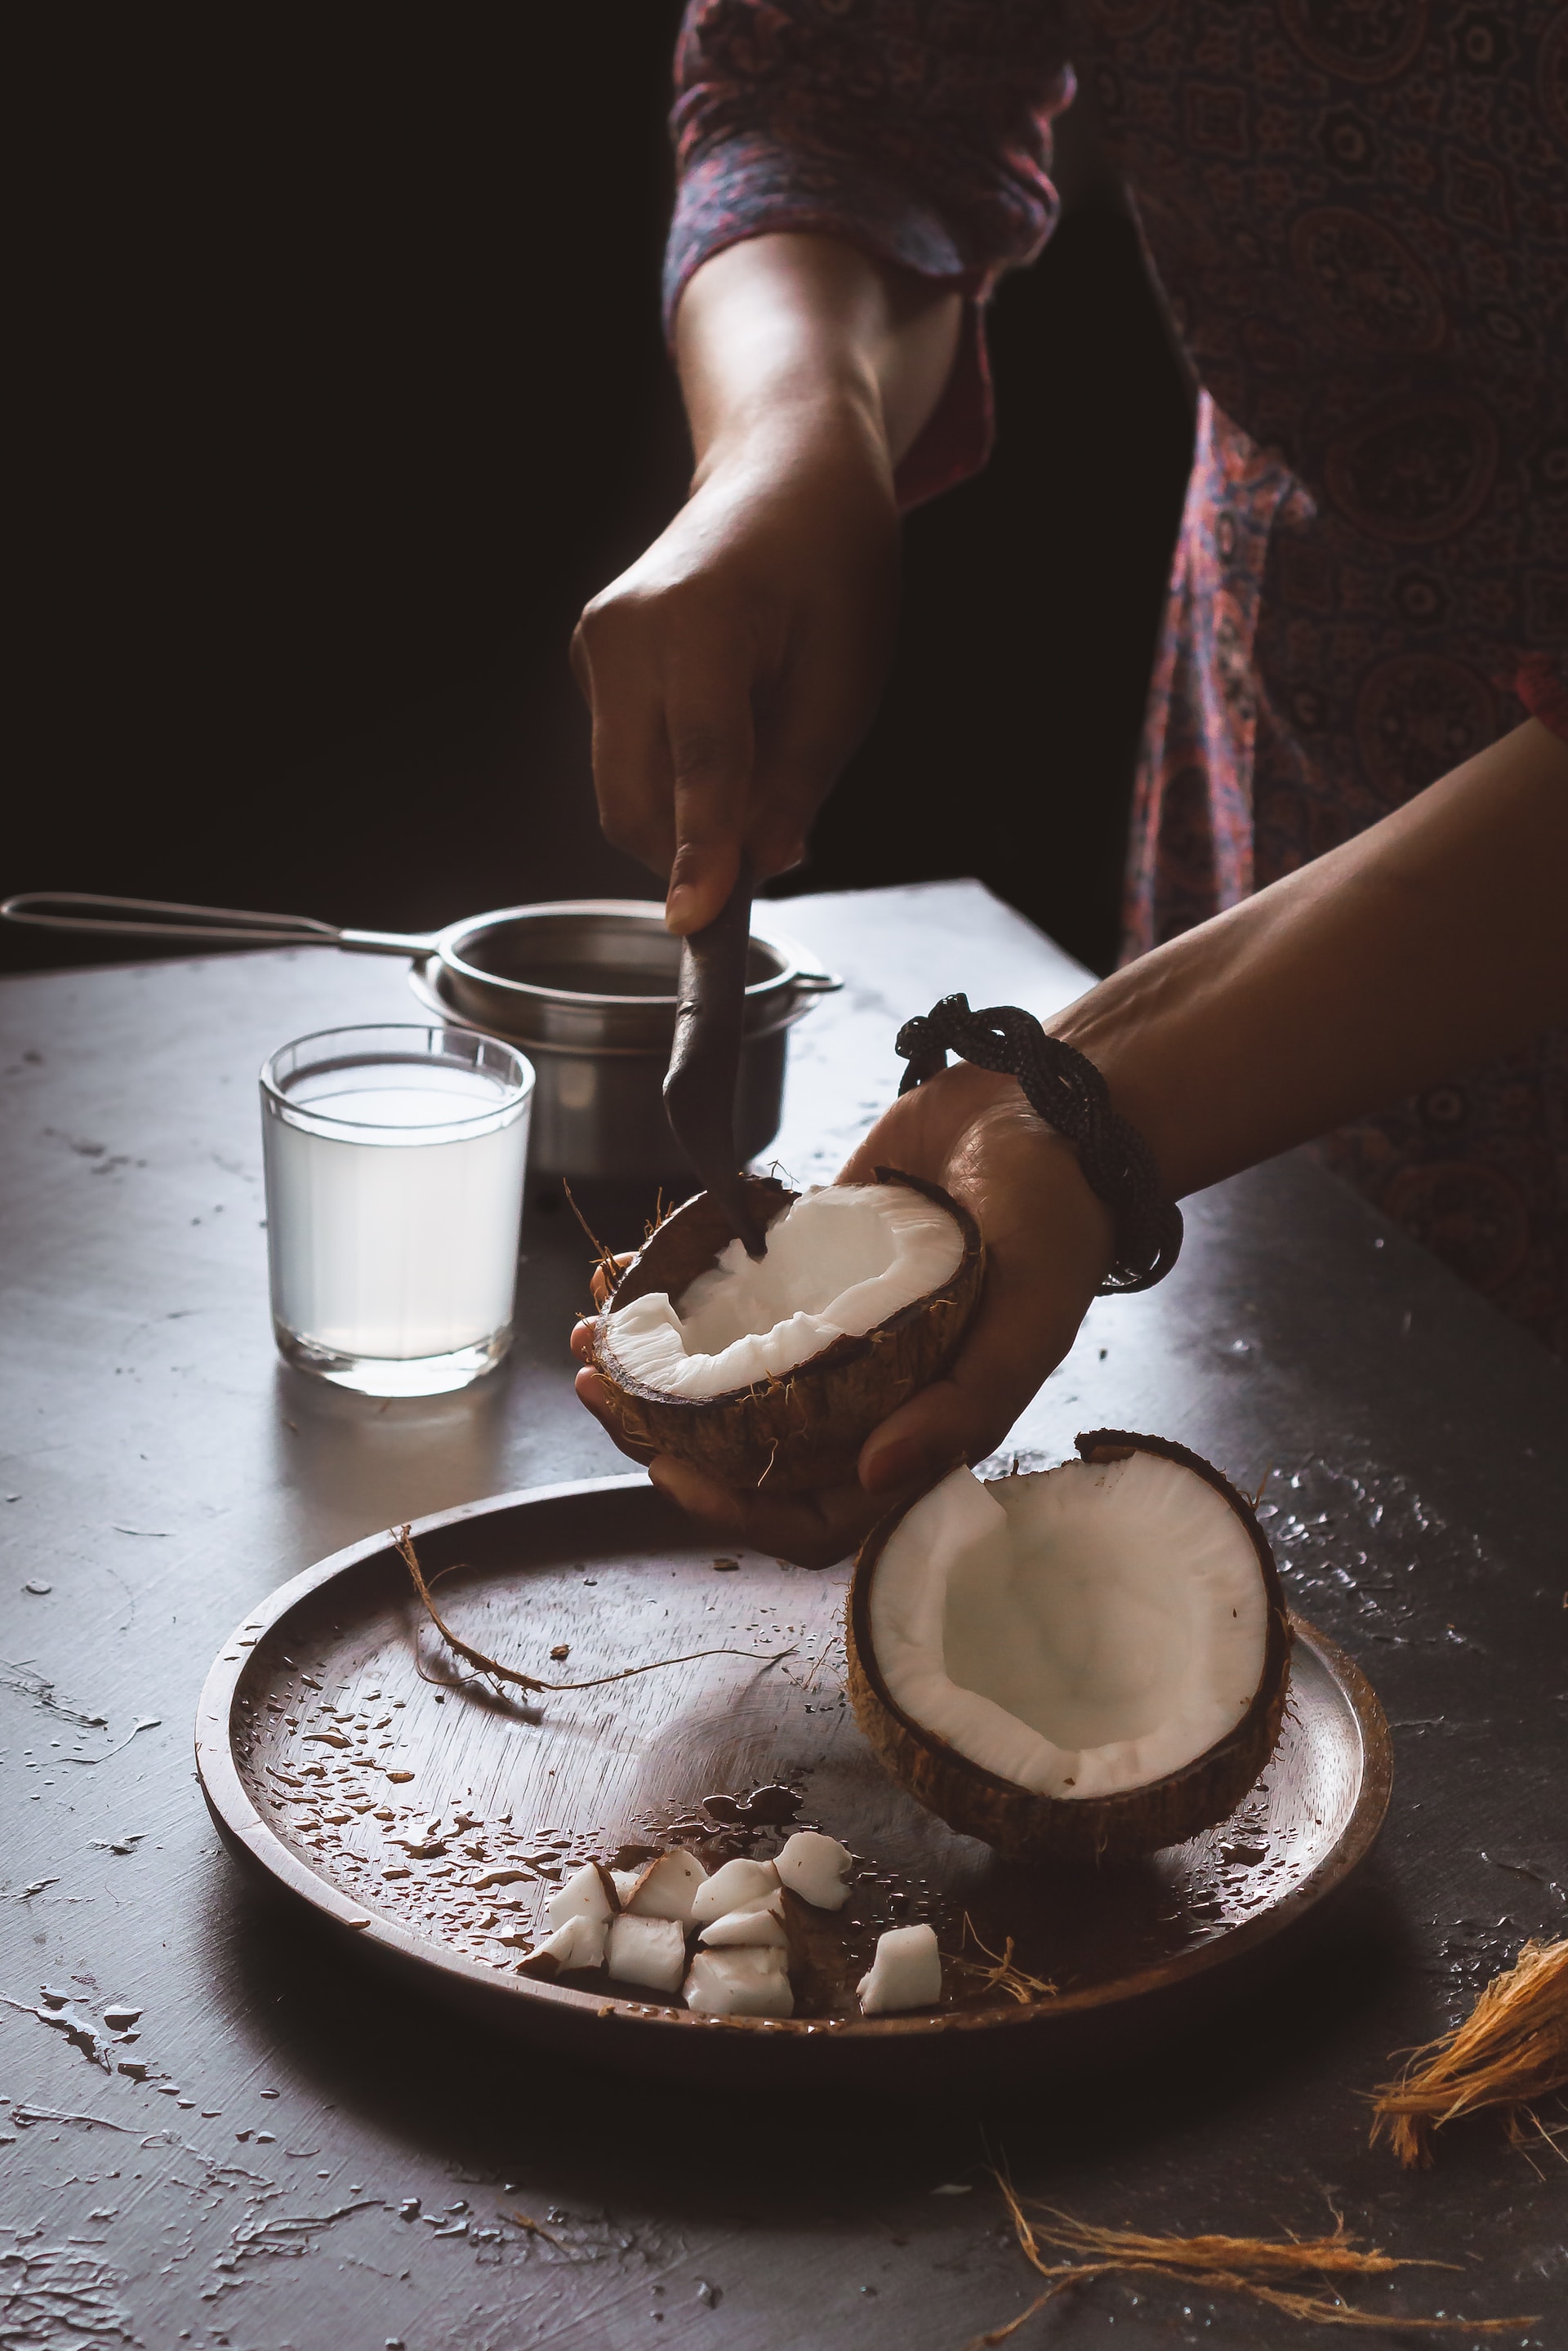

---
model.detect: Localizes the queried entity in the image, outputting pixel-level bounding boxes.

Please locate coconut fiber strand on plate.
[1370,1934,1568,2169]
[391,1524,788,1697]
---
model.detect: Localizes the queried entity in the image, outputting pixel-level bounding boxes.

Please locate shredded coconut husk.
[1370,1935,1568,2170]
[562,1178,625,1301]
[944,1916,1058,2006]
[965,2172,1535,2345]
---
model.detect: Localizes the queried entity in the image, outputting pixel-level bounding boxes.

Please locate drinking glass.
[261,1023,533,1396]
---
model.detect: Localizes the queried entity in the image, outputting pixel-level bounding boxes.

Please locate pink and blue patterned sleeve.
[665,0,1075,508]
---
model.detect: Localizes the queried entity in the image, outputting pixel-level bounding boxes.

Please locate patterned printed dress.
[664,1,1568,1351]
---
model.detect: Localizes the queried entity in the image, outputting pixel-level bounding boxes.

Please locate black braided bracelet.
[895,994,1183,1294]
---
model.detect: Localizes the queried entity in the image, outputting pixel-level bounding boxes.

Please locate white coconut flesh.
[607,1912,687,1993]
[688,1856,779,1927]
[858,1923,942,2016]
[529,1912,608,1973]
[871,1458,1269,1801]
[684,1947,794,2018]
[697,1897,788,1949]
[773,1828,853,1911]
[603,1183,964,1400]
[621,1850,707,1923]
[516,1832,930,2012]
[546,1861,616,1933]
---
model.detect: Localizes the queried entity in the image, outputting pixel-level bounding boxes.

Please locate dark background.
[11,7,1192,982]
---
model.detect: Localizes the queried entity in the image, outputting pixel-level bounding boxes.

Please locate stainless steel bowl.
[0,888,840,1183]
[404,899,840,1181]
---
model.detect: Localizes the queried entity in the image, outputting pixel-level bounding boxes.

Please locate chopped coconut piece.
[518,1912,608,1977]
[688,1857,780,1926]
[684,1947,795,2018]
[603,1182,964,1399]
[546,1860,616,1934]
[606,1913,687,1994]
[697,1897,788,1949]
[609,1868,642,1907]
[774,1829,853,1911]
[870,1459,1270,1801]
[858,1923,942,2015]
[621,1849,708,1923]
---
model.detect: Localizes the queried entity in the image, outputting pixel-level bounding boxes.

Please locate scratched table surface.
[1,879,1563,2351]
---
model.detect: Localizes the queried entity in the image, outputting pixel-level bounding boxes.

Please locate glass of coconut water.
[261,1024,533,1396]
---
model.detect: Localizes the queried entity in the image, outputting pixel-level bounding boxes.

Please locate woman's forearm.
[675,231,963,479]
[1054,719,1568,1199]
[573,234,962,935]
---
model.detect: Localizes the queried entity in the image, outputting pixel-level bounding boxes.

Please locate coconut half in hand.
[846,1432,1292,1863]
[589,1169,983,1494]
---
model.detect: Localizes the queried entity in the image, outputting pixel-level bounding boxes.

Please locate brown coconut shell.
[845,1430,1294,1865]
[589,1168,984,1495]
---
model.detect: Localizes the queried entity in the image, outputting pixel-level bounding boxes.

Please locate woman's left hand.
[570,1063,1115,1567]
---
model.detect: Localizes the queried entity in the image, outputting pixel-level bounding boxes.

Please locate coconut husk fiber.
[966,2174,1536,2344]
[1370,1935,1568,2169]
[391,1525,790,1698]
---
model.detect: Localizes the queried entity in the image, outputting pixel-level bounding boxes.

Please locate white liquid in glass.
[265,1062,528,1360]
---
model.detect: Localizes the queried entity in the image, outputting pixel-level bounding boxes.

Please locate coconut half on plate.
[846,1432,1292,1863]
[590,1168,984,1493]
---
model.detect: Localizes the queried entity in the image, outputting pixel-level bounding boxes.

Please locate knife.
[662,857,767,1258]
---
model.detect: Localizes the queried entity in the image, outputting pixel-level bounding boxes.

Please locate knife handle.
[663,859,767,1258]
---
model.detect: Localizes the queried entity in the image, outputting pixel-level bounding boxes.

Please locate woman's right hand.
[571,399,900,935]
[570,231,963,935]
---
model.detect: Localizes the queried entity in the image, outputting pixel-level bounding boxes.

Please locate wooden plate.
[196,1475,1392,2089]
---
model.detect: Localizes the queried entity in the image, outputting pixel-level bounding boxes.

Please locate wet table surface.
[1,879,1564,2351]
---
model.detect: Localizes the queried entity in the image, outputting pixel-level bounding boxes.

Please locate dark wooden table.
[1,881,1562,2351]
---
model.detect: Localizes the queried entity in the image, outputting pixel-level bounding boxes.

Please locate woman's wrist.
[906,1019,1172,1290]
[690,381,894,502]
[929,1062,1119,1293]
[1050,956,1199,1200]
[676,233,960,486]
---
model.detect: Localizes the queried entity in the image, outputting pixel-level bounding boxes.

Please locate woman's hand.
[570,1066,1116,1566]
[571,405,900,933]
[572,232,962,934]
